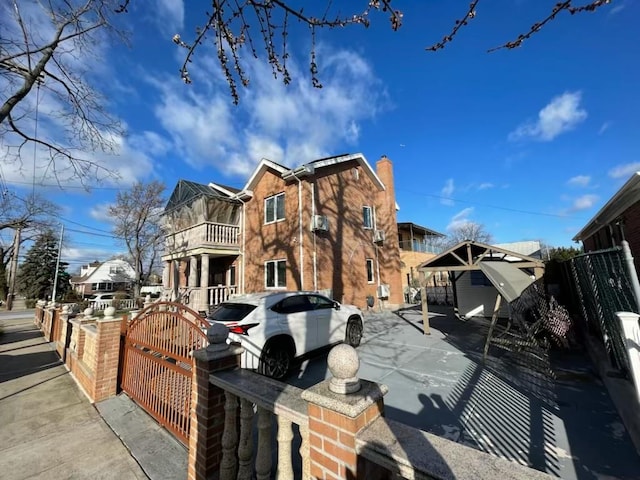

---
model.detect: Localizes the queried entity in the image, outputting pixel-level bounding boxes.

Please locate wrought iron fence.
[561,247,638,373]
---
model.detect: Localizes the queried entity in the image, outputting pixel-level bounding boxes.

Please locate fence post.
[622,241,640,311]
[188,324,243,480]
[302,344,388,479]
[93,306,122,402]
[617,312,640,403]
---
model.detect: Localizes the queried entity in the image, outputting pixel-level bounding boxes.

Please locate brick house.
[161,153,404,311]
[573,172,640,272]
[397,222,445,300]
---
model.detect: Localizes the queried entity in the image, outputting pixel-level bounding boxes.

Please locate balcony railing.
[165,222,240,251]
[399,239,442,254]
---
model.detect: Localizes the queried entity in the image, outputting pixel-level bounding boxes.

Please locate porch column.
[200,254,210,289]
[162,261,170,288]
[189,256,198,287]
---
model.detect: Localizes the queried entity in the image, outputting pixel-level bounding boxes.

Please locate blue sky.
[1,0,638,272]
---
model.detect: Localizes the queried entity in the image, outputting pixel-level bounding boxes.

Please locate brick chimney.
[375,155,403,306]
[376,155,396,214]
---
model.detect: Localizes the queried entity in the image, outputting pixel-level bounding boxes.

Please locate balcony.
[165,222,240,253]
[398,239,442,254]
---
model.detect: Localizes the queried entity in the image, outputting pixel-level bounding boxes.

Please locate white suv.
[207,291,364,379]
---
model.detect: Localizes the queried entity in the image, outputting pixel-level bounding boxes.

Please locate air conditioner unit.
[376,284,390,299]
[373,229,386,243]
[311,215,329,232]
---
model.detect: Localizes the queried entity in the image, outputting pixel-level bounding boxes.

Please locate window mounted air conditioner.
[373,229,386,243]
[312,215,329,232]
[376,284,390,299]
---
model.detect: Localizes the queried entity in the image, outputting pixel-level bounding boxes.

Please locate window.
[265,260,286,288]
[470,270,492,286]
[273,295,312,314]
[265,193,285,224]
[366,259,374,283]
[109,266,124,274]
[309,294,335,310]
[363,206,373,229]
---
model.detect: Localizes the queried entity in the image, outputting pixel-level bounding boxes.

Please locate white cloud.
[153,0,184,35]
[477,182,494,190]
[609,162,640,179]
[441,179,455,206]
[447,207,475,230]
[509,91,587,142]
[572,194,599,211]
[567,175,591,187]
[89,203,113,223]
[150,47,387,177]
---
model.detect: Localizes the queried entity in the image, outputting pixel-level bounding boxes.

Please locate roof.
[240,152,386,195]
[418,240,545,272]
[573,172,640,241]
[493,241,542,259]
[164,179,239,213]
[397,222,445,237]
[479,261,537,303]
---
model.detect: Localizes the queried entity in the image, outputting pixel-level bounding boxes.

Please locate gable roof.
[418,240,544,272]
[241,158,288,193]
[573,172,640,241]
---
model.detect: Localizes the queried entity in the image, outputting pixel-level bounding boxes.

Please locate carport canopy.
[478,261,537,303]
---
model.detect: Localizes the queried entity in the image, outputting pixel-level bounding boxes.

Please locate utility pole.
[6,225,22,311]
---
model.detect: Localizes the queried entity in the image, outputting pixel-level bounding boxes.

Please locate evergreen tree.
[16,230,70,301]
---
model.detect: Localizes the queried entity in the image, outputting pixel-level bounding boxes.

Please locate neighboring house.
[161,153,404,312]
[70,259,136,297]
[573,172,640,272]
[419,240,545,319]
[397,222,445,299]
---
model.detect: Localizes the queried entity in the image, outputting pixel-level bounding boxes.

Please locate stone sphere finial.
[62,305,70,314]
[206,323,230,352]
[328,344,361,394]
[83,307,94,317]
[104,306,116,318]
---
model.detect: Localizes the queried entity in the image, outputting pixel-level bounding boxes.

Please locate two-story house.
[70,259,136,297]
[161,153,404,312]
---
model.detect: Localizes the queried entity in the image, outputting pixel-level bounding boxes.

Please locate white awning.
[479,261,536,303]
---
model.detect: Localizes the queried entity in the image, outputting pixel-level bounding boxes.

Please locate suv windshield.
[208,303,257,322]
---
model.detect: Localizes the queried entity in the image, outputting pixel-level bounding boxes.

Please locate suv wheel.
[345,317,363,348]
[258,341,292,379]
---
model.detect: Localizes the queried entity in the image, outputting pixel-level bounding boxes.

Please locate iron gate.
[121,301,209,444]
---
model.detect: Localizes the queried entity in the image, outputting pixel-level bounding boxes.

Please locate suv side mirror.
[333,301,340,310]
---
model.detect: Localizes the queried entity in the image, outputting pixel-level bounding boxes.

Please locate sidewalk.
[0,313,148,479]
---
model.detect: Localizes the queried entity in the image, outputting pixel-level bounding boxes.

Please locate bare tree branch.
[0,0,125,185]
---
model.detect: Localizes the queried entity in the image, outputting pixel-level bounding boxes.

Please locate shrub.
[25,298,37,308]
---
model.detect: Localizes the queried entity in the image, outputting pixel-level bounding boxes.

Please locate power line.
[397,188,588,219]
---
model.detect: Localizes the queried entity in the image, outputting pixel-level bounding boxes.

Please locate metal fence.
[561,246,638,373]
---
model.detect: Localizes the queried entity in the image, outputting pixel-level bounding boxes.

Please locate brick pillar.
[188,324,243,480]
[302,345,388,479]
[56,306,70,358]
[93,307,122,402]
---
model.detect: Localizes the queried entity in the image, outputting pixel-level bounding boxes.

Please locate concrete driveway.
[286,305,640,480]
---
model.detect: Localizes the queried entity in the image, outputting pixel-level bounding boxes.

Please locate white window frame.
[264,193,286,224]
[366,258,375,284]
[265,259,287,289]
[363,206,373,229]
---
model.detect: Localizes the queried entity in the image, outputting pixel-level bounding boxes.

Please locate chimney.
[376,155,396,217]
